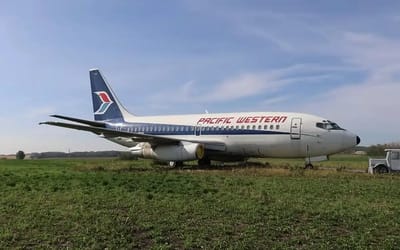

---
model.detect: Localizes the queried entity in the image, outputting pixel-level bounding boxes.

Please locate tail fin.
[89,69,131,121]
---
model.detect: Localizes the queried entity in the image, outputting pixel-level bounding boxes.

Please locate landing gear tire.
[198,158,211,167]
[304,163,314,169]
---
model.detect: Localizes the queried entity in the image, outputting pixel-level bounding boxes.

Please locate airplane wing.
[40,121,226,151]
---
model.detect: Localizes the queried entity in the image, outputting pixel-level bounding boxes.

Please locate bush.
[16,150,25,160]
[118,152,138,160]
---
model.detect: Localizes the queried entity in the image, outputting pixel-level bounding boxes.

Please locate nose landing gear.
[304,163,314,169]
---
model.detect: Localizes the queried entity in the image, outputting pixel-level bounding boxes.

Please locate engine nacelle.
[130,142,205,161]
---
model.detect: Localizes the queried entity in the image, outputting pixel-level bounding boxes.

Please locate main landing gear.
[168,158,211,168]
[168,161,183,168]
[198,158,211,167]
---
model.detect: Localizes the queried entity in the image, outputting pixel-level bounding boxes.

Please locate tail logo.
[94,91,114,115]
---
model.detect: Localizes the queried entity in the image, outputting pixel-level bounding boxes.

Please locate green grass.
[254,153,370,170]
[1,156,400,248]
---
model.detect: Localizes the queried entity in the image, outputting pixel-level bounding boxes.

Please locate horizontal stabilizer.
[51,115,106,127]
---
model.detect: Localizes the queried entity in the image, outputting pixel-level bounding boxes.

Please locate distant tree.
[16,150,25,160]
[118,152,138,160]
[366,143,400,156]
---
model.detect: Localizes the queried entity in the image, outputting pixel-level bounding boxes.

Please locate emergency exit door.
[290,118,302,140]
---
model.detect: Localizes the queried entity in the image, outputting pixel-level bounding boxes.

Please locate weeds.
[0,157,399,248]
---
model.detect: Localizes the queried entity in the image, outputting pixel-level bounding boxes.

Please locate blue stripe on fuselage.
[105,122,290,136]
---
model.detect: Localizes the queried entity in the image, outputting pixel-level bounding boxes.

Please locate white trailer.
[368,149,400,174]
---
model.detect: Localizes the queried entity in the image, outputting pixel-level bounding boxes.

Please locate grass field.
[1,155,400,249]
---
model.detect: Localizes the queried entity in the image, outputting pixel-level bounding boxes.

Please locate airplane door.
[290,118,302,140]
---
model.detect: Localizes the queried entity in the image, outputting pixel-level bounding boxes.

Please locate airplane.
[40,69,360,168]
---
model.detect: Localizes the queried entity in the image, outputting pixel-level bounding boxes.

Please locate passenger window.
[258,125,262,129]
[241,125,245,129]
[270,125,274,130]
[276,125,280,130]
[247,125,250,129]
[252,125,256,130]
[264,125,268,129]
[392,152,400,160]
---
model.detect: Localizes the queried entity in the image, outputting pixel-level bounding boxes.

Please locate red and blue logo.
[94,91,114,115]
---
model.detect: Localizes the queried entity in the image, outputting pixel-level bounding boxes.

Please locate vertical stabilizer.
[89,69,132,121]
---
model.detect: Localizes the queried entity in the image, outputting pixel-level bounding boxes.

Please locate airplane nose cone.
[356,136,361,145]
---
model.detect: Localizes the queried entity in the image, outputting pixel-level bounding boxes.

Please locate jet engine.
[130,142,205,161]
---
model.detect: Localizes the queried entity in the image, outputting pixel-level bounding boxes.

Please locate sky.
[1,0,399,154]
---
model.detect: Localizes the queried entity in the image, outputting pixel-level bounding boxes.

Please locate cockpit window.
[316,122,325,129]
[316,121,344,130]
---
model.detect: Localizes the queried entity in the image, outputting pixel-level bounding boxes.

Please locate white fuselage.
[106,111,358,160]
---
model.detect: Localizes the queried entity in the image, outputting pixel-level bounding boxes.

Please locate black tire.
[373,165,389,174]
[198,158,211,167]
[175,161,184,168]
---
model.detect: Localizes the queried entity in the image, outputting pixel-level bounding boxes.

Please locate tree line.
[29,151,131,159]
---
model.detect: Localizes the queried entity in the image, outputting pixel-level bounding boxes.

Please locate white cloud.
[203,72,280,101]
[150,63,345,106]
[261,95,291,106]
[243,26,295,52]
[340,32,400,69]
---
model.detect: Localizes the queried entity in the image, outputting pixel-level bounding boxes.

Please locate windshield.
[316,120,344,130]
